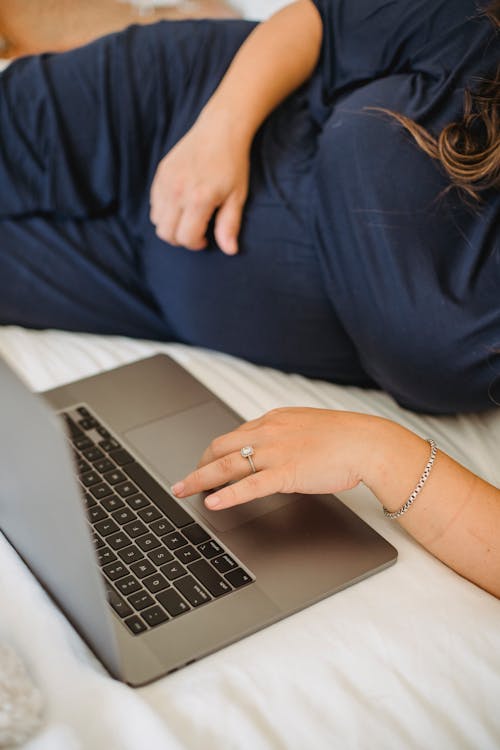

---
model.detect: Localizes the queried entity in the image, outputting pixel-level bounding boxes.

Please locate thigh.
[312,77,500,413]
[0,214,168,339]
[0,19,256,221]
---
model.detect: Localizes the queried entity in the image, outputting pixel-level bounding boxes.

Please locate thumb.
[214,192,245,256]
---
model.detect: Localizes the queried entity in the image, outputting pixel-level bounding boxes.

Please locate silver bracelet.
[383,439,438,520]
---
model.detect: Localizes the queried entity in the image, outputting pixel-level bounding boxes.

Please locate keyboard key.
[92,533,105,550]
[81,470,101,488]
[103,561,129,581]
[99,438,121,452]
[137,506,162,524]
[175,546,201,565]
[163,532,188,551]
[198,540,224,559]
[212,554,237,574]
[124,462,193,528]
[106,585,132,618]
[84,493,97,509]
[143,573,170,594]
[183,524,210,546]
[88,506,108,523]
[142,605,168,628]
[149,519,174,537]
[107,532,132,551]
[148,547,174,566]
[127,590,154,611]
[82,446,105,462]
[63,414,84,439]
[123,520,148,539]
[102,495,125,512]
[160,561,187,581]
[103,469,127,485]
[77,458,92,475]
[79,417,98,431]
[115,481,139,498]
[136,533,161,552]
[109,448,134,466]
[96,425,111,438]
[73,436,94,451]
[112,507,136,525]
[126,494,150,510]
[188,559,232,597]
[130,559,156,579]
[116,575,142,596]
[89,482,113,500]
[76,406,91,418]
[93,457,116,474]
[156,588,190,617]
[225,568,252,588]
[174,576,210,607]
[94,518,119,537]
[97,546,117,566]
[118,545,144,564]
[125,615,147,635]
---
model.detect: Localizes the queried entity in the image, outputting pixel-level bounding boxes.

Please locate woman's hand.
[149,113,251,256]
[149,1,323,255]
[171,408,380,510]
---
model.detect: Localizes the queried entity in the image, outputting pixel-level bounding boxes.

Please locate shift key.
[188,559,232,597]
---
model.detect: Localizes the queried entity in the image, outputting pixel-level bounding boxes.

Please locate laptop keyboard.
[61,404,253,636]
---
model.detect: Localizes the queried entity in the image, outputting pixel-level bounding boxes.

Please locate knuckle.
[189,187,210,208]
[210,436,225,454]
[218,454,234,476]
[245,472,261,491]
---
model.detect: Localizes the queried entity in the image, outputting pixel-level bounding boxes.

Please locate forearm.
[364,419,500,598]
[199,0,323,144]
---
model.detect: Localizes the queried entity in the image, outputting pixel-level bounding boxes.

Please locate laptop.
[0,354,397,686]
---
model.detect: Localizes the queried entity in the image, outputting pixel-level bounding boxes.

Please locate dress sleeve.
[309,0,491,100]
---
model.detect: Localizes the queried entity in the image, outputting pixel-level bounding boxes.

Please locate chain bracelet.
[383,439,438,520]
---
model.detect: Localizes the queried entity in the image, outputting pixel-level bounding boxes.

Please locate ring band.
[240,445,257,474]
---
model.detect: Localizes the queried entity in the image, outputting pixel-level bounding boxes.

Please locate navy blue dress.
[0,0,498,413]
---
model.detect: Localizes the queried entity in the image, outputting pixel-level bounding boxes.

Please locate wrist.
[361,417,431,515]
[197,97,257,149]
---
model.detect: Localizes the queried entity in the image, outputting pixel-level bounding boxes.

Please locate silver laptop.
[0,354,397,686]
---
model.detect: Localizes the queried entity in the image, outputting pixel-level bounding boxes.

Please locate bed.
[1,3,500,748]
[1,325,499,750]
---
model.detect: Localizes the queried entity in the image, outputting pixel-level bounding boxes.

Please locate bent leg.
[0,214,168,338]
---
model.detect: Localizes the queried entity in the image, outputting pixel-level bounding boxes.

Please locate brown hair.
[374,1,500,201]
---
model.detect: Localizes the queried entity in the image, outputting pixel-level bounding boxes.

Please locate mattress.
[0,325,499,750]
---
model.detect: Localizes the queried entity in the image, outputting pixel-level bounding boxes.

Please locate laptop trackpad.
[124,400,292,532]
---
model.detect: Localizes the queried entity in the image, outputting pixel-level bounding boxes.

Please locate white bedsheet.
[0,325,499,750]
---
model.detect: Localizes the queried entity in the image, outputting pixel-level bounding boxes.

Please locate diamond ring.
[240,445,256,474]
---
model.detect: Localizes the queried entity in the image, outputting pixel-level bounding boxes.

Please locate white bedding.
[0,325,499,750]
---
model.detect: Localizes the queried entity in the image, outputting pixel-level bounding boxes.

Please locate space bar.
[124,462,193,528]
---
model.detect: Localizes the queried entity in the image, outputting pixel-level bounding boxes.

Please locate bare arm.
[150,1,323,253]
[172,409,500,598]
[365,421,500,597]
[199,0,323,143]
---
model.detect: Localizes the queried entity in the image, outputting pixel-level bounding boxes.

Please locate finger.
[152,201,183,246]
[172,449,259,498]
[204,469,284,510]
[174,201,215,250]
[214,192,246,256]
[197,426,262,467]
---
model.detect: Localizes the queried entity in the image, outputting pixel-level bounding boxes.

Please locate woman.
[0,1,499,594]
